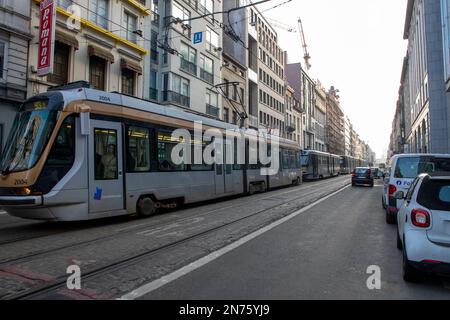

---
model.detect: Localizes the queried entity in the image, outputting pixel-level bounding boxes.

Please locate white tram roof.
[55,88,300,148]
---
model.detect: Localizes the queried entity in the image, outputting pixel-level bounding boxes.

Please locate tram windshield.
[300,155,309,166]
[0,98,58,174]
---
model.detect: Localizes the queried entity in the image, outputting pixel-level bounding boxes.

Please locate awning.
[121,58,143,75]
[88,44,115,63]
[56,31,79,50]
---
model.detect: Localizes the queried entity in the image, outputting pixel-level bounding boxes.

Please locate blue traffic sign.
[193,32,203,44]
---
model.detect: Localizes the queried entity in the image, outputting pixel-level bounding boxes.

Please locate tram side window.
[127,126,150,172]
[191,137,213,171]
[282,149,290,169]
[157,131,187,172]
[94,129,118,180]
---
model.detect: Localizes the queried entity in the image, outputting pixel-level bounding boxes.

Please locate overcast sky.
[256,0,408,160]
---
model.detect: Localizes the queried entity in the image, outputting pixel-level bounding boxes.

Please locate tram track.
[0,176,343,254]
[2,178,350,300]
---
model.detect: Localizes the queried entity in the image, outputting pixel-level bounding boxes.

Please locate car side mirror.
[394,191,405,200]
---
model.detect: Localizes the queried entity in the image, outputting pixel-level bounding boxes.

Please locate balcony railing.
[206,104,219,118]
[200,69,214,84]
[180,58,197,75]
[163,91,190,108]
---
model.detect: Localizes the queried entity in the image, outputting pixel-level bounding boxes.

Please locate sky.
[256,0,408,160]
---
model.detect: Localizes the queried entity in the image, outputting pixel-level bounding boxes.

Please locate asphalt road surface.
[1,176,450,299]
[140,180,450,300]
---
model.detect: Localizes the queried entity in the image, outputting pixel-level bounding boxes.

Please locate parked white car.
[383,154,450,225]
[396,173,450,282]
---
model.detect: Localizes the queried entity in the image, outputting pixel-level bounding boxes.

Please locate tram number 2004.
[14,179,28,186]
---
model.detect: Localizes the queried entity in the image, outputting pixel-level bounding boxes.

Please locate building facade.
[0,1,32,151]
[28,0,148,100]
[251,6,286,136]
[157,0,223,118]
[314,81,326,152]
[221,0,248,126]
[285,83,303,146]
[286,63,316,150]
[401,0,450,153]
[325,86,345,156]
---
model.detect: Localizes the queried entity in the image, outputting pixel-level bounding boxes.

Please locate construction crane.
[265,17,297,33]
[298,18,311,71]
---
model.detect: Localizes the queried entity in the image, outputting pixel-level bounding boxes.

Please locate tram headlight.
[15,187,32,196]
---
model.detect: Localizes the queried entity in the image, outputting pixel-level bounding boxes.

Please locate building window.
[151,31,158,64]
[0,41,7,80]
[127,126,150,172]
[164,73,190,107]
[47,42,70,85]
[224,78,229,97]
[124,12,138,43]
[232,83,237,101]
[180,43,197,75]
[206,90,218,117]
[199,54,213,84]
[89,0,109,29]
[206,26,219,51]
[90,55,106,90]
[150,69,157,100]
[121,68,135,96]
[223,108,229,123]
[172,1,190,23]
[198,0,213,14]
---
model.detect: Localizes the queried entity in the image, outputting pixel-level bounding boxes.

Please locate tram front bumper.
[0,195,42,207]
[0,196,55,220]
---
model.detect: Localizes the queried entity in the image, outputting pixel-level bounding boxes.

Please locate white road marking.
[0,211,6,215]
[119,184,351,300]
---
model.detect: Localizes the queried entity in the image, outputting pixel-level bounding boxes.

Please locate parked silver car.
[396,173,450,282]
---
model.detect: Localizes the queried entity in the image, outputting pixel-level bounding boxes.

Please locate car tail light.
[422,259,442,264]
[411,209,431,228]
[388,185,397,196]
[351,170,356,177]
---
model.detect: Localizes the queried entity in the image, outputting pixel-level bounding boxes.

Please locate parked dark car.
[352,167,374,187]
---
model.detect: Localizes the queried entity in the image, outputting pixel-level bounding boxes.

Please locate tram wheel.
[138,197,156,217]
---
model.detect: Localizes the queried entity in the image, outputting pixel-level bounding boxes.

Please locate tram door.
[214,140,234,195]
[214,140,225,195]
[224,140,234,193]
[312,154,318,178]
[88,120,125,214]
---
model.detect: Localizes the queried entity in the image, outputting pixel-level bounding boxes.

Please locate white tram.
[0,84,302,221]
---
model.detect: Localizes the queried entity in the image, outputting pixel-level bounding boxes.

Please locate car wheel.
[402,240,423,282]
[137,197,156,217]
[386,210,396,225]
[397,229,403,250]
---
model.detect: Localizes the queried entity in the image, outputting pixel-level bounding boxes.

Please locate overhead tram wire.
[159,0,293,49]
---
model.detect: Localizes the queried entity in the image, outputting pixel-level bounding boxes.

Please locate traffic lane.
[142,181,450,300]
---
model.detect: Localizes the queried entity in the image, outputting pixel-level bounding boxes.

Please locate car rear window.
[394,157,450,179]
[417,179,450,211]
[355,168,368,174]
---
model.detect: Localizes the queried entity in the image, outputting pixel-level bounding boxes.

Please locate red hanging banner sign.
[37,0,56,76]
